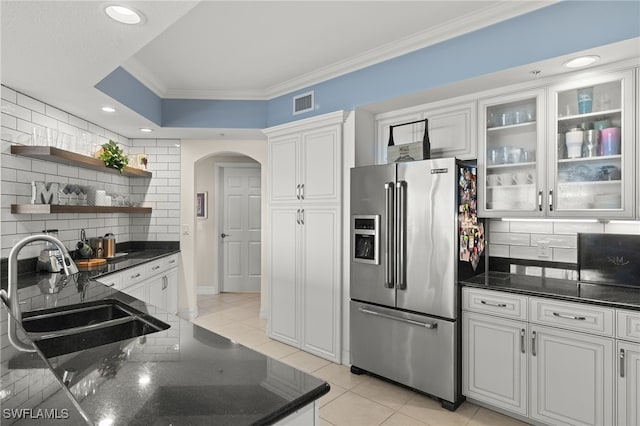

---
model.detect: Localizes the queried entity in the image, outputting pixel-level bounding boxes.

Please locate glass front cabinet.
[478,89,546,217]
[479,69,635,219]
[548,70,635,218]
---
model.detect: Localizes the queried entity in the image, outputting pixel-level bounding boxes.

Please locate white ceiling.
[1,1,637,140]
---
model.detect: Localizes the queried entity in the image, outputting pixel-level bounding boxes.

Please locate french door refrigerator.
[350,157,483,411]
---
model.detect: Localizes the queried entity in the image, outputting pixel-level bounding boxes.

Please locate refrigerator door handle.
[384,182,394,288]
[396,181,406,290]
[358,307,437,329]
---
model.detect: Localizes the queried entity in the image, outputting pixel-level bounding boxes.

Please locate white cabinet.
[617,341,640,426]
[463,311,527,416]
[268,205,341,362]
[96,254,179,314]
[267,112,344,204]
[462,287,619,425]
[375,99,477,163]
[617,309,640,426]
[547,69,635,218]
[265,111,345,363]
[478,68,636,218]
[478,89,545,217]
[529,324,614,426]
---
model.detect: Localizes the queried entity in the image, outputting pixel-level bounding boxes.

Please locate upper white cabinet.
[478,68,636,219]
[375,99,477,163]
[548,70,635,218]
[267,111,345,204]
[478,89,546,217]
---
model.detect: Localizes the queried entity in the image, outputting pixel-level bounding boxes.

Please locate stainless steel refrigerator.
[349,157,483,411]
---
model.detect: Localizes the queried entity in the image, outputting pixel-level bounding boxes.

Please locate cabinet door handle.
[531,330,537,357]
[548,190,553,211]
[480,300,507,308]
[538,190,543,211]
[620,348,625,378]
[300,209,304,225]
[296,209,301,225]
[296,184,301,200]
[106,282,115,287]
[520,329,526,354]
[152,265,161,271]
[162,276,168,290]
[131,273,141,279]
[552,312,586,321]
[300,183,305,200]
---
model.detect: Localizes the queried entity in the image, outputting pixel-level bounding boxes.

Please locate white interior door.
[221,166,261,292]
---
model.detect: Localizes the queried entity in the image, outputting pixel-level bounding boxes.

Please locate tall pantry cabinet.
[264,111,346,363]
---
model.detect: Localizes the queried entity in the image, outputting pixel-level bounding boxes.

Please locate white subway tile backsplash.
[2,86,182,257]
[17,93,45,114]
[530,233,576,248]
[488,219,509,232]
[488,244,509,257]
[603,221,640,234]
[552,248,578,263]
[553,221,604,234]
[509,220,553,234]
[509,246,539,260]
[489,232,530,246]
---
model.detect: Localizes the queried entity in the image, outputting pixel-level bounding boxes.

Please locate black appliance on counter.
[578,233,640,288]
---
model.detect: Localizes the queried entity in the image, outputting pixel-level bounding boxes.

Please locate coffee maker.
[37,230,64,273]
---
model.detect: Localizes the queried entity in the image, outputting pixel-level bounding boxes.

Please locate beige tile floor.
[194,293,530,426]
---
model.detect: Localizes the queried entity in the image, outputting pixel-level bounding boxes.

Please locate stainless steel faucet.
[0,235,79,352]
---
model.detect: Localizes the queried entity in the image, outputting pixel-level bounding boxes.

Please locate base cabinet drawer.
[529,297,614,336]
[462,287,527,320]
[617,310,640,343]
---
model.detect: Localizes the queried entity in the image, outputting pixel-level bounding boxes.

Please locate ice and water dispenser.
[352,215,380,264]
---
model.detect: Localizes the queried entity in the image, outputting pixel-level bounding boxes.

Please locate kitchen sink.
[21,299,169,358]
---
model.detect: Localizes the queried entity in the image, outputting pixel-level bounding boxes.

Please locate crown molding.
[122,1,557,101]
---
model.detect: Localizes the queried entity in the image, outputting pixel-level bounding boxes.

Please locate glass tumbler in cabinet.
[479,91,544,217]
[550,70,634,218]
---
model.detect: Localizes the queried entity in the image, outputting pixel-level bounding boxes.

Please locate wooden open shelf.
[11,204,152,214]
[11,145,152,177]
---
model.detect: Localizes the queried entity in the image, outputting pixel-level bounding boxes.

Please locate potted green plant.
[96,140,129,173]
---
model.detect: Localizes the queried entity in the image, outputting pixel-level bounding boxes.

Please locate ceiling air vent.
[293,91,314,115]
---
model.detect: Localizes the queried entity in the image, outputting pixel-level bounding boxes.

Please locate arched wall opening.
[179,139,268,320]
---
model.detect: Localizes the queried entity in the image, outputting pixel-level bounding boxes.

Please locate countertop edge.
[256,382,331,426]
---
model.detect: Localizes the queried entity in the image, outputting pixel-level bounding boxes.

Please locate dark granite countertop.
[461,271,640,311]
[1,253,329,425]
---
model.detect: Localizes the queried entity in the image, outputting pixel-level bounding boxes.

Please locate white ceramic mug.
[513,171,533,185]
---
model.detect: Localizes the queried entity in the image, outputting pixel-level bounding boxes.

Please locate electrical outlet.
[537,241,551,259]
[182,224,189,235]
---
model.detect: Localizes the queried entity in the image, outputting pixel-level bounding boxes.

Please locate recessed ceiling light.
[101,106,116,113]
[140,128,153,133]
[104,4,144,25]
[563,55,600,68]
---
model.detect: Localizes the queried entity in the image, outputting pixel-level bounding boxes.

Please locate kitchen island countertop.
[1,253,329,425]
[461,271,640,310]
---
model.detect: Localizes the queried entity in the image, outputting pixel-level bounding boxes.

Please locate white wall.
[180,139,268,320]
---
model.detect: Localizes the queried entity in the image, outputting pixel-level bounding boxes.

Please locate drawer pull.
[169,260,176,264]
[620,349,625,378]
[552,312,586,321]
[131,273,141,279]
[520,329,526,354]
[152,265,161,271]
[359,307,437,329]
[480,300,507,308]
[106,282,115,287]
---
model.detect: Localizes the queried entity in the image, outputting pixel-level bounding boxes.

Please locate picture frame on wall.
[196,192,207,218]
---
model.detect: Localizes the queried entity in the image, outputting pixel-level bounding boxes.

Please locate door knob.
[221,233,231,238]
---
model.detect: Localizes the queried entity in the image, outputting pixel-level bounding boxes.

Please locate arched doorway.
[179,139,268,321]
